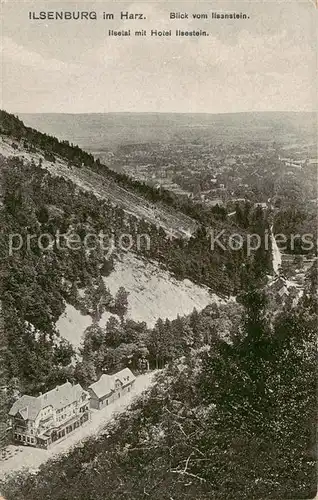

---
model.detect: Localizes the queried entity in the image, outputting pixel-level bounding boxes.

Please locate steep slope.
[0,134,196,238]
[0,135,227,351]
[0,112,272,399]
[101,253,221,326]
[0,111,272,299]
[1,288,316,500]
[56,253,227,348]
[55,304,93,348]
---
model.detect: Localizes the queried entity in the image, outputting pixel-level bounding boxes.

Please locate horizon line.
[12,110,317,116]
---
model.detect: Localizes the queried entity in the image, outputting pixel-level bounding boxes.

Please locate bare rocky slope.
[57,253,229,348]
[0,135,229,351]
[0,135,197,238]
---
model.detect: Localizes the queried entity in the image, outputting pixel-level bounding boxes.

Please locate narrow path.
[270,225,282,275]
[0,372,157,480]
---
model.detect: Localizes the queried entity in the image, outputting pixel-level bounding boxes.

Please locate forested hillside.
[1,281,316,500]
[0,109,274,230]
[0,111,273,449]
[0,152,264,393]
[0,111,316,499]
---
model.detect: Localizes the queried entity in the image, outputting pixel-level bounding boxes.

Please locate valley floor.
[0,372,156,480]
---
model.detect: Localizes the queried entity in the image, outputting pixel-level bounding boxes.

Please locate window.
[31,438,34,443]
[27,437,30,443]
[23,435,26,441]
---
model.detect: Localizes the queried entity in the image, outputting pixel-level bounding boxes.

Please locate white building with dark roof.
[88,368,136,410]
[8,381,90,448]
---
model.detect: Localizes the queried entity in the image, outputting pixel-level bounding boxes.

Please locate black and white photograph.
[0,1,317,498]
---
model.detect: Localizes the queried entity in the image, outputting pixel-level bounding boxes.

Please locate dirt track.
[0,372,156,480]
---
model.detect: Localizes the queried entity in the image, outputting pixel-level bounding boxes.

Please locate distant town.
[95,139,317,210]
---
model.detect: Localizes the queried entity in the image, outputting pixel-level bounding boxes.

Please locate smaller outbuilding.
[88,368,136,410]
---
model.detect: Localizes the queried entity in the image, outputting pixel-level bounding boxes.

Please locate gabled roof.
[88,368,136,400]
[39,382,84,411]
[114,368,136,386]
[88,374,114,399]
[9,382,86,421]
[9,395,40,420]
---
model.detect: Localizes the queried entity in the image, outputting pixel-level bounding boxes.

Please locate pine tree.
[113,287,129,318]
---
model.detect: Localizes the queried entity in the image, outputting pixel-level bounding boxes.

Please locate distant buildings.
[88,368,136,410]
[254,202,268,209]
[279,155,316,169]
[308,158,318,165]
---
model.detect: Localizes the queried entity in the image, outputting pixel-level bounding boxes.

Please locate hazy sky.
[1,0,317,113]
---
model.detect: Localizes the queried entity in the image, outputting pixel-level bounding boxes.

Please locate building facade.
[8,382,90,449]
[88,368,136,411]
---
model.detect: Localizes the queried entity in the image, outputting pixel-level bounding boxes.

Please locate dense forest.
[75,300,243,388]
[0,111,316,498]
[0,279,316,499]
[274,206,317,255]
[0,148,271,387]
[0,110,273,229]
[0,112,272,455]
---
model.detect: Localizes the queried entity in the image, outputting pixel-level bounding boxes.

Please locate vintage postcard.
[0,1,317,499]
